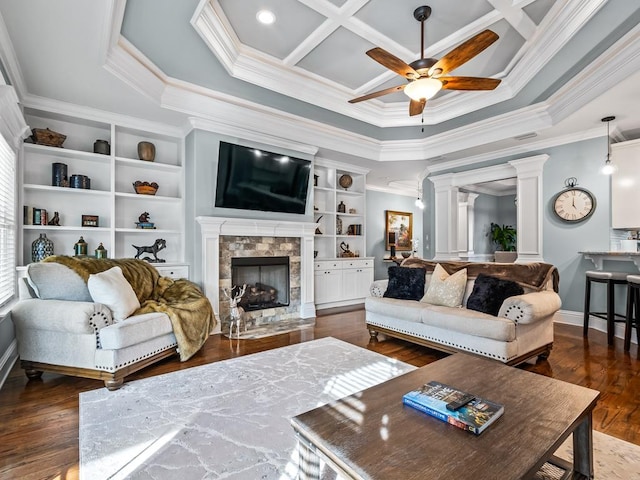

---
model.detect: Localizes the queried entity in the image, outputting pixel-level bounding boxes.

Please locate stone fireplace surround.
[196,217,317,333]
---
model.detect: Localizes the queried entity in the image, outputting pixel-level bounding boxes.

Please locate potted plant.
[488,223,517,263]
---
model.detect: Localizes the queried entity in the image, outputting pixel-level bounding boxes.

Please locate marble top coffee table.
[291,353,599,480]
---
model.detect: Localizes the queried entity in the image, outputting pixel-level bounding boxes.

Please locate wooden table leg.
[296,436,321,480]
[572,413,594,479]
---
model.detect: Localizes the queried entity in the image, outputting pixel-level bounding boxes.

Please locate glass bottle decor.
[31,233,54,262]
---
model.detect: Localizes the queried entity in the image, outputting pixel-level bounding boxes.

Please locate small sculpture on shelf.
[132,238,166,263]
[315,215,323,235]
[135,211,156,229]
[340,241,356,258]
[47,211,60,226]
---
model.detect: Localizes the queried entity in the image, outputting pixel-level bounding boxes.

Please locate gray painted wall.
[365,190,423,280]
[185,129,315,286]
[424,136,625,314]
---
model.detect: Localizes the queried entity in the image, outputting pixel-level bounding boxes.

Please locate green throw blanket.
[44,256,215,361]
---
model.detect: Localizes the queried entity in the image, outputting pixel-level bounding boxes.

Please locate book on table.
[402,381,504,435]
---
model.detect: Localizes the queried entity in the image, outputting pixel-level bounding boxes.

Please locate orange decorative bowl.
[133,181,159,195]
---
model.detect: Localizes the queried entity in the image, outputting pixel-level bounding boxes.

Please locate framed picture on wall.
[385,210,413,251]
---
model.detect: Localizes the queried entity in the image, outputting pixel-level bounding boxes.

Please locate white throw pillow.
[420,263,467,307]
[87,266,140,321]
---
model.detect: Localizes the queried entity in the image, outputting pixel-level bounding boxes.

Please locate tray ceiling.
[190,0,570,126]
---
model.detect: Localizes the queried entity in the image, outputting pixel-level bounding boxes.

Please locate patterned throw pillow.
[421,263,467,307]
[383,266,426,301]
[466,273,524,316]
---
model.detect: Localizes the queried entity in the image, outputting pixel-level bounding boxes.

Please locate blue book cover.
[402,381,504,435]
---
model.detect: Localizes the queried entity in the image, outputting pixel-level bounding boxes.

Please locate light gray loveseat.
[365,259,561,365]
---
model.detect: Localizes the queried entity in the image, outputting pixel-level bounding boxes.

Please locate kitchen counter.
[579,251,640,270]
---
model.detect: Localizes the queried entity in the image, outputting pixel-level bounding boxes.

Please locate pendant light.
[415,180,425,210]
[601,116,616,175]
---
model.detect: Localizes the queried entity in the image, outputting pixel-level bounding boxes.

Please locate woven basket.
[31,128,66,147]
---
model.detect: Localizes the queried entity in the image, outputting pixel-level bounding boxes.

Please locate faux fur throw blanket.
[44,256,215,361]
[400,258,559,293]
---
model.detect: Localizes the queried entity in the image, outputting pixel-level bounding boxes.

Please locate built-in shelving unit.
[19,107,187,276]
[313,158,369,259]
[313,158,372,308]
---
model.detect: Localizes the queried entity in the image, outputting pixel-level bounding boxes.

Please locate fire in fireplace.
[231,256,290,311]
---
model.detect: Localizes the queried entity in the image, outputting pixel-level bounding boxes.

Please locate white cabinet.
[313,158,369,260]
[314,258,373,308]
[612,139,640,229]
[20,108,188,275]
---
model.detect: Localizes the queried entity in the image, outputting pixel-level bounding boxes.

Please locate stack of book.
[135,222,156,229]
[24,206,48,225]
[402,381,504,435]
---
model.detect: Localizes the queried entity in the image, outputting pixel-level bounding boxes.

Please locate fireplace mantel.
[196,216,317,332]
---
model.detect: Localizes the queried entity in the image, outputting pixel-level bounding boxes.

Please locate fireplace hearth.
[231,256,290,312]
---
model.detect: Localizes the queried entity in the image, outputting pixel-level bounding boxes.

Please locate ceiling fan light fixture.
[404,77,442,101]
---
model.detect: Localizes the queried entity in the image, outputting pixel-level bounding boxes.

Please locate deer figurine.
[223,284,247,338]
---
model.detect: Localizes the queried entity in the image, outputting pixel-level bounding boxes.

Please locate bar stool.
[583,270,628,345]
[625,275,640,351]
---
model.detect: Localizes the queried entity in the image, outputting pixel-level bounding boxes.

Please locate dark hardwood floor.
[1,307,639,480]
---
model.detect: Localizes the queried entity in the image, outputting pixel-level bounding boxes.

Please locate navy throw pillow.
[383,267,426,301]
[466,273,524,316]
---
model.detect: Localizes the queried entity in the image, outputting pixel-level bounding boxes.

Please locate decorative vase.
[95,242,108,259]
[137,141,155,162]
[337,201,346,213]
[93,139,110,155]
[31,233,54,262]
[336,216,343,235]
[52,162,67,187]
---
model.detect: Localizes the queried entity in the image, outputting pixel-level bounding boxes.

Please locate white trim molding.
[196,217,317,331]
[555,309,638,346]
[429,155,548,263]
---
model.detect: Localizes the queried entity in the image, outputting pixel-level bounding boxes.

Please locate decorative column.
[509,155,549,263]
[429,174,461,261]
[458,192,478,258]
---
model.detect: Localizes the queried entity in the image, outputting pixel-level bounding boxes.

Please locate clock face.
[553,188,596,222]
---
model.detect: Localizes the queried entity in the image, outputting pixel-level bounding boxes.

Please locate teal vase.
[31,233,54,262]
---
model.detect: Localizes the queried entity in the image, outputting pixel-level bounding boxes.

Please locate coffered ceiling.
[1,0,640,194]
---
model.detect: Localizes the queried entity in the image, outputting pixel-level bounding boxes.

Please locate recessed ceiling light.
[256,10,276,25]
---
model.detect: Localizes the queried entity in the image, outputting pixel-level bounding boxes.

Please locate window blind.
[0,132,16,307]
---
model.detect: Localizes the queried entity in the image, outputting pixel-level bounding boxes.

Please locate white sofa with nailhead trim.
[365,261,561,365]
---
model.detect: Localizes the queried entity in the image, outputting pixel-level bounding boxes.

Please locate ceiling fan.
[348,5,502,116]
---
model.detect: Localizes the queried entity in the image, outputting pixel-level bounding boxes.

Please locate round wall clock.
[552,178,596,223]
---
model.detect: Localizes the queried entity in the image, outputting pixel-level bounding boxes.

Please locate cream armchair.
[11,257,214,390]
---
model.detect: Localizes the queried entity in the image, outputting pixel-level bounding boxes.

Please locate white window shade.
[0,133,15,307]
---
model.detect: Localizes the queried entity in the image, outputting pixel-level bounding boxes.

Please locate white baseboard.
[554,309,637,345]
[0,339,18,391]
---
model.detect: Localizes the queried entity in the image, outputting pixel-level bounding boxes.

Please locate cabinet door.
[612,141,640,228]
[343,267,373,300]
[314,269,343,304]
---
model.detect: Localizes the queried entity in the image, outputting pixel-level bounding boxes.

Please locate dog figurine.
[132,238,166,262]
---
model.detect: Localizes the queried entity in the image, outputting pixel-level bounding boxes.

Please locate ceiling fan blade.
[367,48,419,79]
[429,30,499,77]
[409,99,426,116]
[348,84,406,104]
[440,76,501,90]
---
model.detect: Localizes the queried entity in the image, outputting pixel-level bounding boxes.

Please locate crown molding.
[366,184,416,198]
[505,0,606,94]
[315,156,370,175]
[427,125,605,174]
[0,85,29,150]
[20,93,184,138]
[188,116,318,156]
[547,23,640,122]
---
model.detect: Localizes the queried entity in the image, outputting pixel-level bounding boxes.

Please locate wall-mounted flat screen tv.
[215,141,311,214]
